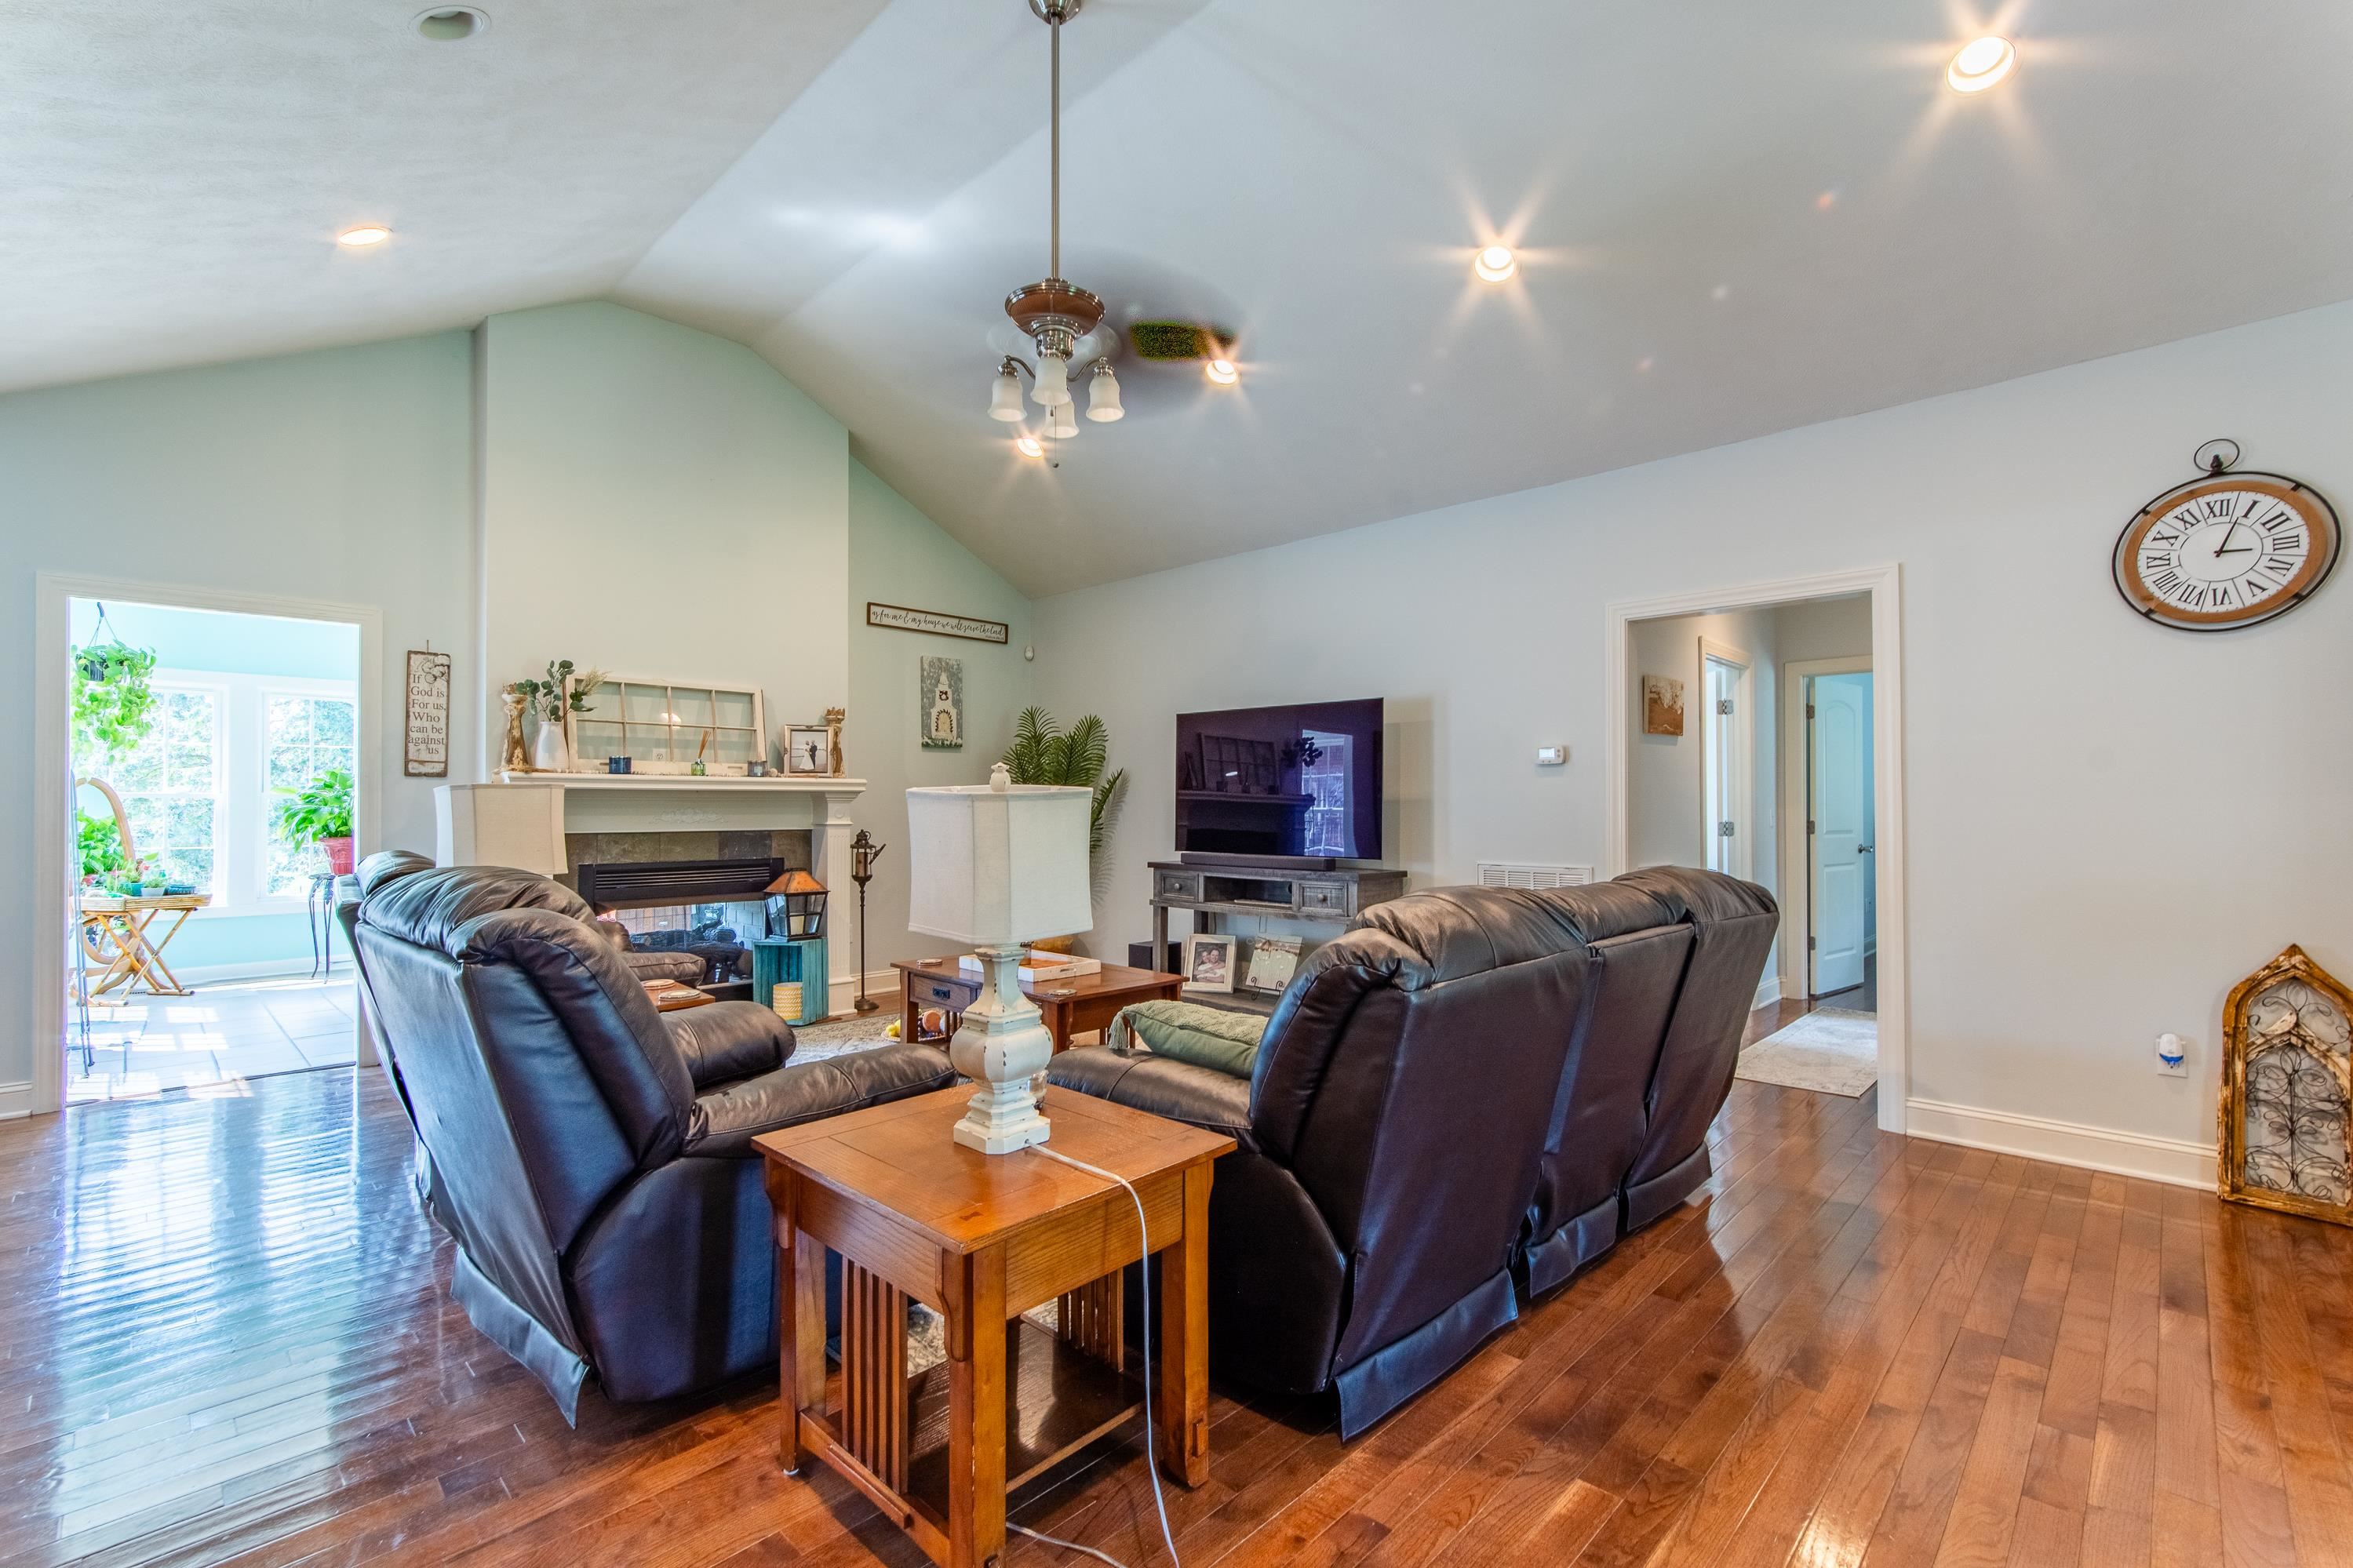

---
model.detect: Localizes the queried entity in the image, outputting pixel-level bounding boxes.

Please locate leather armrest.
[684,1042,959,1158]
[625,950,709,987]
[1047,1046,1258,1155]
[665,1001,792,1088]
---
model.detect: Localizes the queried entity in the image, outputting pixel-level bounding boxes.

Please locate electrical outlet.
[2155,1032,2188,1078]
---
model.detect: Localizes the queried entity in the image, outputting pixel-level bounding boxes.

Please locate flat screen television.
[1174,698,1383,864]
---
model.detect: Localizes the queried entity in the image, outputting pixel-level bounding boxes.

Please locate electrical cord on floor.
[1007,1144,1182,1568]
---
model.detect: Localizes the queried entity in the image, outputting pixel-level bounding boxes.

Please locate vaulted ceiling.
[11,1,2353,595]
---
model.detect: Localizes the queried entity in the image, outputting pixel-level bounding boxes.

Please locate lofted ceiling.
[11,2,2353,596]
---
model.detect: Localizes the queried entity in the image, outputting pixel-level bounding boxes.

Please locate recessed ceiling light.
[415,6,490,42]
[1947,35,2016,93]
[1204,358,1238,385]
[1015,435,1044,457]
[1473,245,1517,283]
[337,225,392,247]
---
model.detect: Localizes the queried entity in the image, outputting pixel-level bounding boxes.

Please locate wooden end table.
[892,956,1184,1055]
[756,1086,1233,1568]
[78,893,212,1001]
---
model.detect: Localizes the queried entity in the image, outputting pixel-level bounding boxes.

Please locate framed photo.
[1642,674,1685,737]
[1182,933,1237,993]
[1244,936,1302,995]
[784,726,831,775]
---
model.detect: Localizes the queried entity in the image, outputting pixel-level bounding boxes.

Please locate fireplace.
[561,830,814,997]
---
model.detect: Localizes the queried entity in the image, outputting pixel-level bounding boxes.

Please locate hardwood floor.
[7,1030,2351,1566]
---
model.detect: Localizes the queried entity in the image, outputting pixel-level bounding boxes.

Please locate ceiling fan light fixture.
[1033,351,1070,408]
[1947,35,2016,93]
[1085,360,1124,421]
[1204,357,1239,386]
[989,362,1027,420]
[1473,245,1517,283]
[1046,401,1079,438]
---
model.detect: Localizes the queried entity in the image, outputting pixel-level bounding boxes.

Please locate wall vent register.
[1477,862,1594,891]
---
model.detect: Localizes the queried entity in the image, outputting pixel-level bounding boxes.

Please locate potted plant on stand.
[512,660,604,773]
[280,767,357,875]
[1000,707,1127,952]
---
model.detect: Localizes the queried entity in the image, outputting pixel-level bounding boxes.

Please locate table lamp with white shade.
[905,764,1095,1154]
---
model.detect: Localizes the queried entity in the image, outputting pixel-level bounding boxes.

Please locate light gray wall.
[1,332,478,1102]
[479,302,850,762]
[1036,299,2353,1154]
[844,458,1036,977]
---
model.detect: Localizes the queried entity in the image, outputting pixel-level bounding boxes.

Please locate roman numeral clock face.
[2113,473,2340,631]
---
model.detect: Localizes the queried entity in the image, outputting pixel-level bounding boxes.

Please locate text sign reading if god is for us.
[405,649,452,777]
[865,602,1011,644]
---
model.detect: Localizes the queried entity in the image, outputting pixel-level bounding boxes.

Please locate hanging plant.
[71,641,159,763]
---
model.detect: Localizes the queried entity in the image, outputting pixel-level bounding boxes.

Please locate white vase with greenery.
[512,660,603,776]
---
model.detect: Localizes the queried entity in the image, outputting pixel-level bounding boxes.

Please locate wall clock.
[2113,440,2340,631]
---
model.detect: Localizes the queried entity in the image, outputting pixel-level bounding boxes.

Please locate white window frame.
[102,676,230,897]
[258,679,362,904]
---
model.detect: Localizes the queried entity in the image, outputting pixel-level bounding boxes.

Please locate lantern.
[763,868,828,939]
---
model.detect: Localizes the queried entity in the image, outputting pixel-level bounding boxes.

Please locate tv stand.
[1149,858,1407,992]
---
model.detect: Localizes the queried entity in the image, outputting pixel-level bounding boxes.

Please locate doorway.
[34,573,383,1117]
[1606,565,1907,1131]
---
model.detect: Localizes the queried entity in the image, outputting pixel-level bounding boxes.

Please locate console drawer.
[1155,870,1203,902]
[1299,880,1351,916]
[913,973,980,1011]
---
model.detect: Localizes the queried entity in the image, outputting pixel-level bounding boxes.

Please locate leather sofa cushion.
[665,1002,792,1087]
[1047,1046,1257,1153]
[359,860,596,956]
[683,1042,959,1157]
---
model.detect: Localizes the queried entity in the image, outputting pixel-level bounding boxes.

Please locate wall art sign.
[1642,674,1685,737]
[404,649,453,777]
[920,657,965,750]
[866,602,1010,644]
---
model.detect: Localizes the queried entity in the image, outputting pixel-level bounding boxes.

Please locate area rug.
[788,1013,903,1064]
[1736,1008,1878,1097]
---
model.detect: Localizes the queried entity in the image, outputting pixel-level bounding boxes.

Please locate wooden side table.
[892,957,1184,1055]
[78,893,212,1000]
[756,1086,1233,1568]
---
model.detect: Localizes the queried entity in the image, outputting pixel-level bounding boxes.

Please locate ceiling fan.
[985,0,1237,441]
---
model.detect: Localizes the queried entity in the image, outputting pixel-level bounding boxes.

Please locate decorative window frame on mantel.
[562,675,767,776]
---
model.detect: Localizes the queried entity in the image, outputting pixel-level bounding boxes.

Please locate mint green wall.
[846,460,1036,973]
[2,332,476,1100]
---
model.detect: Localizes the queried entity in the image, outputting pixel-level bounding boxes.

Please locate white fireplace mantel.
[435,773,867,893]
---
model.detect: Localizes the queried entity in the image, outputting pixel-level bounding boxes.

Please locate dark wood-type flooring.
[6,1003,2351,1567]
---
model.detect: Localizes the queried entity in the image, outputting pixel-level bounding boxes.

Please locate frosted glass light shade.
[1086,361,1124,421]
[1033,351,1070,408]
[1046,401,1078,438]
[906,780,1093,946]
[989,367,1026,420]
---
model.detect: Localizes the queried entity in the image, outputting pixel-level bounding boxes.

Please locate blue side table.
[749,937,829,1026]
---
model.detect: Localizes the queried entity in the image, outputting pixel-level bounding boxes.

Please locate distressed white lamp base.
[949,943,1053,1154]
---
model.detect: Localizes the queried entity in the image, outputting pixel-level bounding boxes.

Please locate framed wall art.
[403,649,452,777]
[1643,675,1685,737]
[920,656,964,750]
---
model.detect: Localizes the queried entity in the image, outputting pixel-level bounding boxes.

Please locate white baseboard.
[1752,974,1782,1010]
[173,958,344,985]
[1904,1097,2214,1190]
[0,1080,31,1121]
[827,968,901,1020]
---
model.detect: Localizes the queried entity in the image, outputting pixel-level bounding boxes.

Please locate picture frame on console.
[1183,932,1236,992]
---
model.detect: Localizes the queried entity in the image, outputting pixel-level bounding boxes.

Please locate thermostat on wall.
[1535,745,1568,766]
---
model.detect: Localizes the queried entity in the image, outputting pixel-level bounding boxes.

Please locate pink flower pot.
[322,837,356,876]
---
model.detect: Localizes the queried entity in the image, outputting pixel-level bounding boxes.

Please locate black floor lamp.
[850,829,885,1013]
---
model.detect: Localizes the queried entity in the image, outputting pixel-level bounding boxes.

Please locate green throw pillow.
[1109,999,1267,1079]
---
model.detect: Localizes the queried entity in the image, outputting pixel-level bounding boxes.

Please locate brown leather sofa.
[1046,868,1776,1438]
[344,853,956,1420]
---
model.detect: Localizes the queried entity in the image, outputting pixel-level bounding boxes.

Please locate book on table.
[956,951,1104,984]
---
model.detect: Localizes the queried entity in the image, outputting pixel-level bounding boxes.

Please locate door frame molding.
[1604,562,1907,1133]
[1696,635,1753,882]
[1782,654,1873,1002]
[31,571,383,1119]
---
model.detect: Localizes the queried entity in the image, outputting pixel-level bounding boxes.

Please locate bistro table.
[756,1086,1233,1568]
[78,893,211,1000]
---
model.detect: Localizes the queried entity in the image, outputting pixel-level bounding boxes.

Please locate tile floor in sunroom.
[67,973,359,1104]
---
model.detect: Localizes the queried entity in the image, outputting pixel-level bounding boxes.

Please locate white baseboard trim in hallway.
[1906,1097,2214,1189]
[1753,974,1782,1010]
[0,1081,31,1121]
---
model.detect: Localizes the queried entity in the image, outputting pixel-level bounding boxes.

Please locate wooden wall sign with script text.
[865,602,1011,644]
[405,649,453,777]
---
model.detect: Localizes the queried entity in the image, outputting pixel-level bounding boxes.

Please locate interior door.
[1808,673,1869,995]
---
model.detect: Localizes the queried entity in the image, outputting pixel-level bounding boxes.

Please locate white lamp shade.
[1086,362,1124,421]
[1033,351,1070,408]
[905,782,1093,946]
[989,367,1025,420]
[1046,401,1078,438]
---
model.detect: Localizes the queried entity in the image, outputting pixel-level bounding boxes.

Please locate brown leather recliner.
[346,853,957,1420]
[1047,868,1775,1439]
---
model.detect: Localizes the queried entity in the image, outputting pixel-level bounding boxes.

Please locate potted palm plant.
[279,767,357,875]
[1001,708,1127,951]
